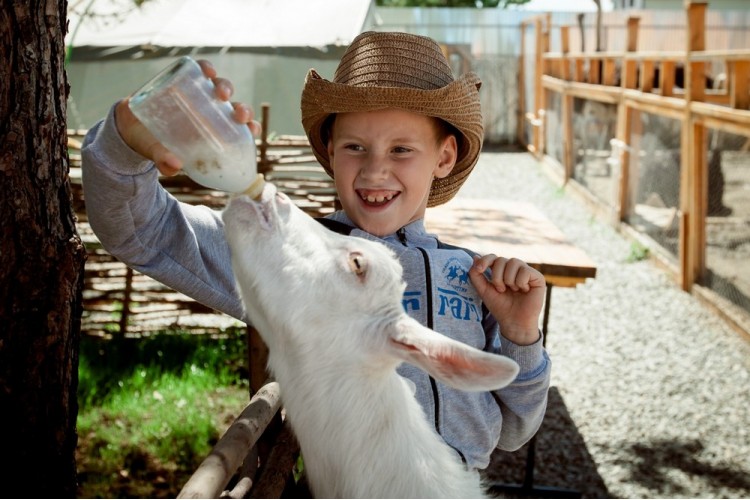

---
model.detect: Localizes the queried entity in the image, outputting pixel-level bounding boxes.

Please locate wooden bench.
[426,198,597,287]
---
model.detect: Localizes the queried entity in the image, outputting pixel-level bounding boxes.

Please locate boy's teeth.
[364,193,394,203]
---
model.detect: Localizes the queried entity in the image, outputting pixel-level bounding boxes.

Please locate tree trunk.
[0,1,86,496]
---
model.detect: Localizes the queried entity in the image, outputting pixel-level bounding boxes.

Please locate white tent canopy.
[65,0,375,132]
[67,0,375,57]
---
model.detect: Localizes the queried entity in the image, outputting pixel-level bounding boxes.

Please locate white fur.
[222,184,520,498]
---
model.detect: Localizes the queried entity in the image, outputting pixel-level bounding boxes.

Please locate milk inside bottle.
[129,56,262,195]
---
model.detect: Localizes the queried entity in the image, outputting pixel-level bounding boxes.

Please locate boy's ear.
[434,134,458,179]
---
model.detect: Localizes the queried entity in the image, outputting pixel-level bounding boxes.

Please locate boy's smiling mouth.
[357,189,400,207]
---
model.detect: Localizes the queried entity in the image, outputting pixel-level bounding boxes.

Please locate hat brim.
[301,69,484,207]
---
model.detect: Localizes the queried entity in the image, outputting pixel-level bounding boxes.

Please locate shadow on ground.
[482,387,611,499]
[608,437,750,497]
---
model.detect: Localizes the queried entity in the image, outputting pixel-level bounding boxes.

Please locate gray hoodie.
[81,104,550,470]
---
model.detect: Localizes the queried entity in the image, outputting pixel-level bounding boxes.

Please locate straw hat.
[300,31,483,207]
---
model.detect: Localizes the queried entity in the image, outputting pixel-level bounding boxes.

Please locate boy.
[81,31,550,472]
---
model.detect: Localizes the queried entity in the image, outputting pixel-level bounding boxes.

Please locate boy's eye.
[344,143,364,152]
[392,146,413,154]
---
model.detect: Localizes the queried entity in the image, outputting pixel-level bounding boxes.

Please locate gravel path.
[453,149,750,499]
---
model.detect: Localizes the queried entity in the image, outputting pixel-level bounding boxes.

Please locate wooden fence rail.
[177,381,293,499]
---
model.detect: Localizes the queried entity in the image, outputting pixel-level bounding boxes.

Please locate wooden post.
[258,103,270,175]
[623,17,640,89]
[730,60,750,109]
[616,104,633,222]
[538,14,551,158]
[247,326,270,395]
[118,267,134,335]
[533,18,544,158]
[616,16,640,223]
[685,2,707,103]
[660,60,676,96]
[603,57,617,86]
[560,25,571,80]
[640,59,655,93]
[562,94,574,181]
[626,16,640,52]
[561,25,575,180]
[517,21,528,146]
[680,1,708,291]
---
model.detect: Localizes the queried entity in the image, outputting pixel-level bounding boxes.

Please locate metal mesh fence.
[703,130,750,311]
[545,90,564,166]
[626,111,682,257]
[563,101,750,314]
[571,98,619,209]
[473,55,521,145]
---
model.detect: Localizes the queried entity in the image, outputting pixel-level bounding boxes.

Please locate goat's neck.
[272,357,481,498]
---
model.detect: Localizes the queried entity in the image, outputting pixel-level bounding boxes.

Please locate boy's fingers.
[472,255,540,294]
[213,77,234,101]
[196,59,217,79]
[504,258,532,292]
[468,264,492,297]
[150,145,182,176]
[471,254,497,272]
[230,103,261,137]
[232,102,252,121]
[512,265,531,292]
[248,119,262,138]
[471,254,507,293]
[195,60,232,100]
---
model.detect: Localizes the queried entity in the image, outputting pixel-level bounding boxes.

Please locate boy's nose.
[358,155,389,181]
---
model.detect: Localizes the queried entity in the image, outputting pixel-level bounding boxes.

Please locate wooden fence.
[68,103,330,496]
[520,1,750,336]
[69,103,337,338]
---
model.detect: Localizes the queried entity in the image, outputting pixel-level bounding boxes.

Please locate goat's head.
[222,184,519,391]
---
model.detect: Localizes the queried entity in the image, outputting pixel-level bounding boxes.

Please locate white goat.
[222,184,519,498]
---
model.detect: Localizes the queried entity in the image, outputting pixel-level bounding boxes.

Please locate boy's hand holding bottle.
[113,59,261,181]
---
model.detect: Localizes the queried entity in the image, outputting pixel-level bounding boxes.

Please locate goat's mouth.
[255,198,275,230]
[228,183,286,232]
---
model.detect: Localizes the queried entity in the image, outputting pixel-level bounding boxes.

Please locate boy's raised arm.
[81,104,246,320]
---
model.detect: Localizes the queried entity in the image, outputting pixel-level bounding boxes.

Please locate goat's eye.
[348,252,367,277]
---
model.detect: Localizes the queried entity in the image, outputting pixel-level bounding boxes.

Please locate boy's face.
[327,109,457,237]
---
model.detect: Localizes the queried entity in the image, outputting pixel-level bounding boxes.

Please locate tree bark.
[0,0,86,496]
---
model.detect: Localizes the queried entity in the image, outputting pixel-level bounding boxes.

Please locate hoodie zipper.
[396,227,408,246]
[398,229,440,431]
[416,244,467,464]
[416,247,441,435]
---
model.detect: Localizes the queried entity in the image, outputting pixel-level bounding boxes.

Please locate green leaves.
[375,0,532,8]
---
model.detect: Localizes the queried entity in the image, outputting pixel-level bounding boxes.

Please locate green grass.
[76,331,250,498]
[626,240,651,263]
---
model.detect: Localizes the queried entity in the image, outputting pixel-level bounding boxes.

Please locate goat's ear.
[388,317,520,392]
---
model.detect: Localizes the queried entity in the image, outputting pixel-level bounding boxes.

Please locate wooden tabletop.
[426,199,597,288]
